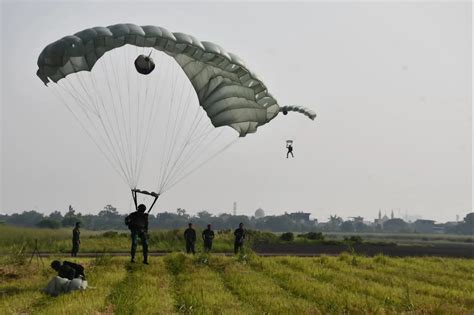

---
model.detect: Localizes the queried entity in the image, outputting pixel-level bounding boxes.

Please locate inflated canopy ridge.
[36,23,281,136]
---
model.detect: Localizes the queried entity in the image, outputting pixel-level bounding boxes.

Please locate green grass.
[4,225,471,257]
[0,226,238,254]
[1,252,473,314]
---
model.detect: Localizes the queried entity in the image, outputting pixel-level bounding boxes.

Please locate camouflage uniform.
[126,211,149,263]
[202,228,215,252]
[71,227,80,257]
[184,228,196,254]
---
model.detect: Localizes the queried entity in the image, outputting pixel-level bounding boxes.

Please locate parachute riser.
[131,188,160,214]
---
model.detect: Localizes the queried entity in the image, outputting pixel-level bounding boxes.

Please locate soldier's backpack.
[124,213,133,229]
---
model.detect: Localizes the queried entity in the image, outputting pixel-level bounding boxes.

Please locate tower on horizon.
[233,202,237,216]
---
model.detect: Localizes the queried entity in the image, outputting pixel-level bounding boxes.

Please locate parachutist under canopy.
[286,140,294,158]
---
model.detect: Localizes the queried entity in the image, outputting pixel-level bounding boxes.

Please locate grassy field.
[0,226,238,254]
[1,252,473,314]
[1,225,472,256]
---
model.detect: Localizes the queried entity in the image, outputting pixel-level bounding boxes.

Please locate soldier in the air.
[202,224,215,252]
[184,223,196,254]
[125,204,149,264]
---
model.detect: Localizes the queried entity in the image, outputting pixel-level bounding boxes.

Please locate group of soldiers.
[71,204,247,264]
[183,222,246,255]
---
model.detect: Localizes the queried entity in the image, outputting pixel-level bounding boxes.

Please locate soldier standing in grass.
[71,222,81,257]
[125,204,149,264]
[184,223,196,254]
[202,224,215,252]
[234,222,246,254]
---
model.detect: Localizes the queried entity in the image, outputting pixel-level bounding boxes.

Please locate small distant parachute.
[36,23,316,199]
[134,54,155,75]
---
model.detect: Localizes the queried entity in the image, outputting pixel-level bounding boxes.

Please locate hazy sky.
[1,1,471,222]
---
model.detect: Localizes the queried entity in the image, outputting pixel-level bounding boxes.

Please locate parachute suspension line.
[158,79,194,190]
[164,136,240,193]
[158,97,197,191]
[157,63,180,192]
[133,45,155,187]
[86,72,134,186]
[163,123,222,189]
[108,48,134,186]
[109,47,138,188]
[55,78,127,178]
[47,45,240,197]
[135,55,170,186]
[59,71,98,117]
[78,70,134,186]
[157,70,194,193]
[159,126,214,191]
[50,82,129,187]
[100,54,135,185]
[74,72,100,115]
[133,45,151,187]
[124,45,134,186]
[158,97,213,191]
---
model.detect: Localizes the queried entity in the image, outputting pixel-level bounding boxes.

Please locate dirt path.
[20,242,474,258]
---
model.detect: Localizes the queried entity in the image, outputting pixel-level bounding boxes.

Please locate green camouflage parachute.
[37,23,315,136]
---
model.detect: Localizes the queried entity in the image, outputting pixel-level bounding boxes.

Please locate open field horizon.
[1,225,472,259]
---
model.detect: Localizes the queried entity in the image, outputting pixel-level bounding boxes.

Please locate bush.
[280,232,295,242]
[94,254,113,266]
[6,244,27,265]
[61,216,81,227]
[36,219,61,229]
[102,231,120,238]
[373,254,387,265]
[343,235,363,243]
[164,253,188,275]
[298,232,324,241]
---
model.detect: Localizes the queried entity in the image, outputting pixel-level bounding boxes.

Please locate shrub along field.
[3,225,472,256]
[1,251,473,314]
[0,225,277,254]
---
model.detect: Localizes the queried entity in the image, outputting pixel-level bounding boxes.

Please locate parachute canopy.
[36,23,316,195]
[37,24,288,136]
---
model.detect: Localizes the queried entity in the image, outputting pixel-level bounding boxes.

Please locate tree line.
[0,205,472,235]
[0,205,318,232]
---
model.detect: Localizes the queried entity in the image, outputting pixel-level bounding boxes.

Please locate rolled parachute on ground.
[36,23,316,194]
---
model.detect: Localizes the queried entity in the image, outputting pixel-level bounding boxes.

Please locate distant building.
[289,212,311,223]
[255,208,265,219]
[374,210,390,229]
[350,216,364,223]
[445,221,460,227]
[414,219,436,233]
[433,224,445,234]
